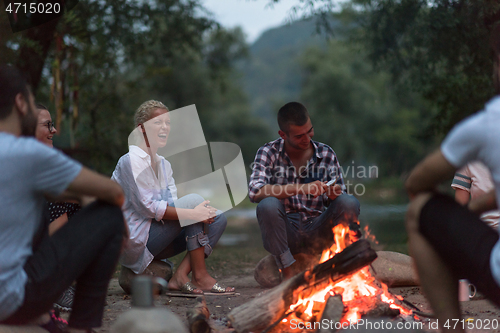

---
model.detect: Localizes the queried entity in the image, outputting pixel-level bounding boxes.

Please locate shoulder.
[255,138,281,160]
[314,141,338,160]
[0,134,54,158]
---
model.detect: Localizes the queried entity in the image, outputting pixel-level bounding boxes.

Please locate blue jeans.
[256,194,360,269]
[146,194,227,259]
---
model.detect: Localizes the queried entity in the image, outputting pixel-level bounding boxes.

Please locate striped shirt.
[248,138,344,222]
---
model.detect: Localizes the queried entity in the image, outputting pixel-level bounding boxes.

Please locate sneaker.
[54,286,75,312]
[40,309,68,333]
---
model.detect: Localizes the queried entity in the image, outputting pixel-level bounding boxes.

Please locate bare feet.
[168,272,203,294]
[192,273,235,292]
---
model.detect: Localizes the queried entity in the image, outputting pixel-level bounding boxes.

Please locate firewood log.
[187,296,211,333]
[317,295,344,333]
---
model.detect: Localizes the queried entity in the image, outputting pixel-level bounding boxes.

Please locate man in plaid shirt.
[249,102,360,280]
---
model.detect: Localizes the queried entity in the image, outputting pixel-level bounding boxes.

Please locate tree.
[1,0,269,174]
[270,0,500,134]
[300,40,431,177]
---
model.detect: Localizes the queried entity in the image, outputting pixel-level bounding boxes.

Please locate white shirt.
[112,145,177,274]
[441,96,500,287]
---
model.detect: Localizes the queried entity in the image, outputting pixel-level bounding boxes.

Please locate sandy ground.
[81,270,500,333]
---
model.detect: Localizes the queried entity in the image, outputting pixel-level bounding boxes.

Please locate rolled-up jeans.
[256,194,360,269]
[146,194,227,259]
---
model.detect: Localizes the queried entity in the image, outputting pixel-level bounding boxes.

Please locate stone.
[254,253,317,288]
[119,260,173,294]
[0,325,46,333]
[110,308,188,333]
[369,251,419,287]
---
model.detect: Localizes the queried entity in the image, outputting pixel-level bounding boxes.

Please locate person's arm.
[468,190,498,215]
[252,181,326,203]
[161,200,216,223]
[48,213,68,236]
[248,146,325,203]
[405,149,457,198]
[454,188,470,205]
[62,167,125,207]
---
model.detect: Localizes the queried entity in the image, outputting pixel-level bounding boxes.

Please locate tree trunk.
[17,18,60,93]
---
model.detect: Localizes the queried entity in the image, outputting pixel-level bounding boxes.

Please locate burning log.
[228,240,377,333]
[317,295,344,333]
[187,296,210,333]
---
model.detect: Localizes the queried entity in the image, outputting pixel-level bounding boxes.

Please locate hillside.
[239,19,336,131]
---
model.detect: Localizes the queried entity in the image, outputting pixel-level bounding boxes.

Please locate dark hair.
[0,65,30,120]
[36,103,48,110]
[277,102,310,132]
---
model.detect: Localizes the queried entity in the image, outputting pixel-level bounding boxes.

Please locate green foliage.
[346,0,500,134]
[300,39,433,177]
[1,0,270,174]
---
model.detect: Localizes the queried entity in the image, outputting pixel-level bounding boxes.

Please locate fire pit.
[227,223,419,333]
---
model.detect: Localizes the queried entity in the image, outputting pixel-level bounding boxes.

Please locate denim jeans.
[1,201,124,329]
[146,194,227,259]
[256,194,360,269]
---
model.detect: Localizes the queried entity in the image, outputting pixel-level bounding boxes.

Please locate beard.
[20,103,38,137]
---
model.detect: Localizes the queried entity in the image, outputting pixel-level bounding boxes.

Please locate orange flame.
[290,222,411,323]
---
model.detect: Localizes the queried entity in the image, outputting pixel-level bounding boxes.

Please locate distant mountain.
[239,18,337,132]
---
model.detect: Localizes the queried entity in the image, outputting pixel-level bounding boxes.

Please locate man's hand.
[468,190,497,215]
[302,180,326,198]
[324,183,342,201]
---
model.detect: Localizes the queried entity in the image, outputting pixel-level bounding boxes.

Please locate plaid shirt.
[249,138,345,222]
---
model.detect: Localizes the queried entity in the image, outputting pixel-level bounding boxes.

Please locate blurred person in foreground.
[112,100,233,294]
[0,64,126,333]
[248,102,360,281]
[452,161,499,229]
[405,25,500,332]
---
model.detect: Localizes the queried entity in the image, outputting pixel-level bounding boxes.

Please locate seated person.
[248,101,360,280]
[405,25,500,332]
[112,100,233,294]
[0,65,126,333]
[35,103,81,236]
[35,103,80,312]
[452,161,499,229]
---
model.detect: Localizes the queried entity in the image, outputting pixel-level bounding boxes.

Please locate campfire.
[228,222,419,333]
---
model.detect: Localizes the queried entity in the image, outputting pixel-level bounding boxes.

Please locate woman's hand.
[193,200,217,223]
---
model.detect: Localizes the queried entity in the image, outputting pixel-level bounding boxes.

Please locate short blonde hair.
[134,100,168,127]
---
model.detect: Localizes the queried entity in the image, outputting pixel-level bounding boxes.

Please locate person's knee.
[256,197,282,216]
[184,193,205,206]
[213,211,227,230]
[86,201,124,235]
[406,193,433,235]
[334,194,360,215]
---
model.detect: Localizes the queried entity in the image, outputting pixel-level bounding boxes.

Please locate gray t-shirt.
[0,133,82,320]
[441,95,500,287]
